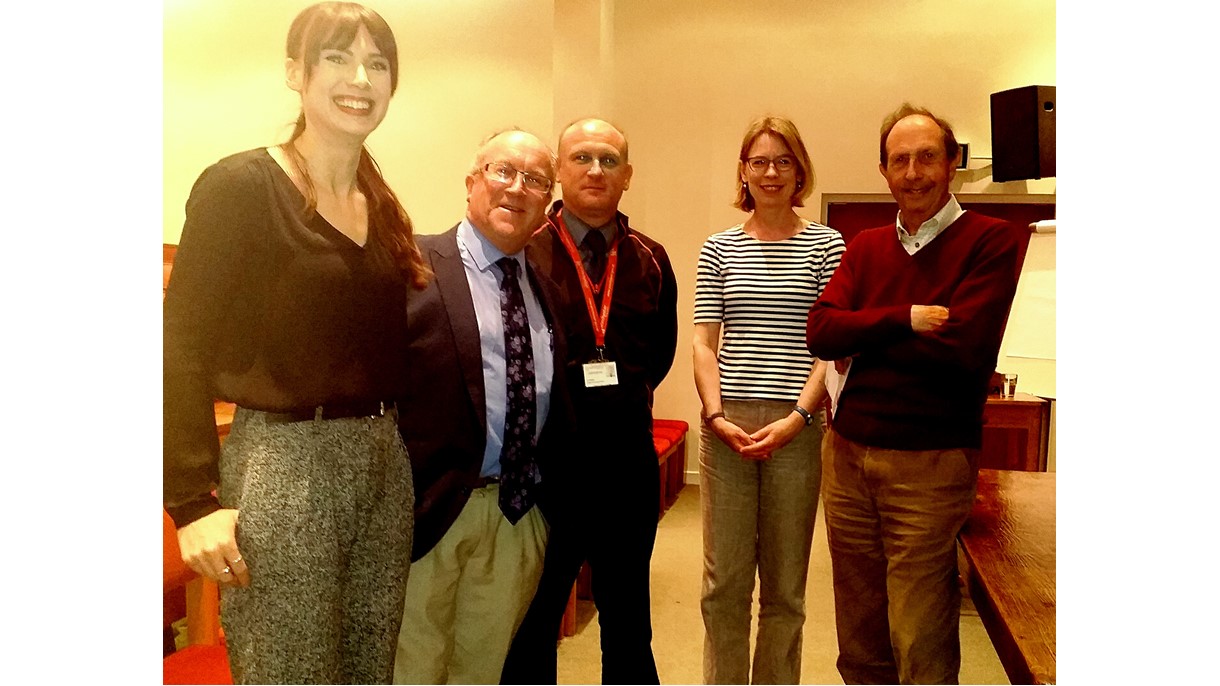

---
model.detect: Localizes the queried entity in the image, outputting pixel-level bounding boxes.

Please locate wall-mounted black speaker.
[990,85,1055,182]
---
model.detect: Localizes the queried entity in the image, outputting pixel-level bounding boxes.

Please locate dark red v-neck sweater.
[806,211,1023,450]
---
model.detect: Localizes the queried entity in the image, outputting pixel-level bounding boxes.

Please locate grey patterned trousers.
[218,407,414,684]
[699,399,823,685]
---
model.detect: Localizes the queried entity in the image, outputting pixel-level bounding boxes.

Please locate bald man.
[502,118,677,684]
[392,130,574,684]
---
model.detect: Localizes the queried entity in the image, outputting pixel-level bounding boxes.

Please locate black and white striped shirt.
[694,221,845,401]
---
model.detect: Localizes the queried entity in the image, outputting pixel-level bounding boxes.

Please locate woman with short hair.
[694,115,845,684]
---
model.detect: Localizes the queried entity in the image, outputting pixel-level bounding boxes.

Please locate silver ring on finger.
[221,566,231,575]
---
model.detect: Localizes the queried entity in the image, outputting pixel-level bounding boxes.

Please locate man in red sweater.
[806,104,1023,684]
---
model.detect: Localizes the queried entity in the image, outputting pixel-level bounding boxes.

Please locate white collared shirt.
[895,195,964,255]
[456,219,554,478]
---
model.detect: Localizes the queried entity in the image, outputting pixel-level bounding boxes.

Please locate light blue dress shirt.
[456,218,554,478]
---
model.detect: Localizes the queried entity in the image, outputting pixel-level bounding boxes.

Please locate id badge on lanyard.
[583,360,618,387]
[552,211,621,388]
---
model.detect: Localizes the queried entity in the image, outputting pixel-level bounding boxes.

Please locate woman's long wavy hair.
[282,2,429,288]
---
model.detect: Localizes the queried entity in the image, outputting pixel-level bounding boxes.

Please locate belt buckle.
[308,401,388,421]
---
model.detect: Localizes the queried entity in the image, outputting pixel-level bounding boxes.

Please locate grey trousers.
[218,407,414,684]
[699,399,823,685]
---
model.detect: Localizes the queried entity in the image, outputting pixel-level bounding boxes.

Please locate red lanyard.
[551,210,621,354]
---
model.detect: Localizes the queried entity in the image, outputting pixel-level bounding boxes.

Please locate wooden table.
[959,469,1056,685]
[981,392,1051,471]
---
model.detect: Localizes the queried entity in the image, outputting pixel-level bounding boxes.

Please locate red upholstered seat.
[651,419,689,517]
[164,510,232,684]
[165,645,233,685]
[652,418,689,440]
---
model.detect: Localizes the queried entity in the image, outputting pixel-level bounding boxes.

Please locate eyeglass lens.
[747,156,794,172]
[487,163,552,192]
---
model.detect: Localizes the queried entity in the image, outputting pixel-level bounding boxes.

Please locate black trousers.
[502,452,661,684]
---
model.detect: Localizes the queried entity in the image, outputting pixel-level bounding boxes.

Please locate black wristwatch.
[792,405,814,426]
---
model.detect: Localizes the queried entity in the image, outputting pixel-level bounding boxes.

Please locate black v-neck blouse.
[164,148,409,525]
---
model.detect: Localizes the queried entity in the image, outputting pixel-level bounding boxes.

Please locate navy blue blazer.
[397,224,574,561]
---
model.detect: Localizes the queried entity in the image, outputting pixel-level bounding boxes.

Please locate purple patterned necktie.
[495,257,538,524]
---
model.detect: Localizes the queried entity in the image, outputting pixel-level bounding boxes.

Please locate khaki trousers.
[821,429,978,685]
[393,485,547,684]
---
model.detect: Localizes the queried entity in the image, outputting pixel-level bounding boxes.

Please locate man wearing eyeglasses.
[806,104,1024,684]
[502,118,678,685]
[392,129,574,684]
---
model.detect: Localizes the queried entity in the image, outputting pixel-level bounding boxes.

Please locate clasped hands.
[708,412,804,461]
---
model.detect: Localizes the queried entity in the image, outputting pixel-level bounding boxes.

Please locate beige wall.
[164,0,556,242]
[165,0,1056,465]
[599,0,1056,441]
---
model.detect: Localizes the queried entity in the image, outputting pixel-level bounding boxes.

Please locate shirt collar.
[896,194,964,240]
[458,217,523,273]
[554,201,619,245]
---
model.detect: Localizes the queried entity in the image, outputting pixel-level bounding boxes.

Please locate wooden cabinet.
[980,393,1050,471]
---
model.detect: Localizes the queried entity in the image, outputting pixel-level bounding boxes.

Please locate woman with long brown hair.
[163,3,427,682]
